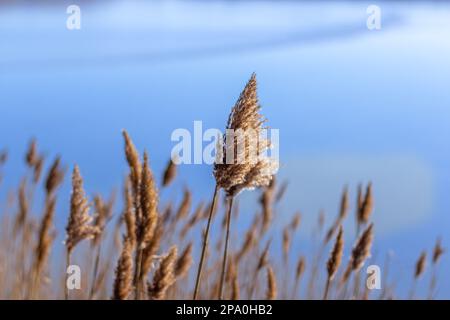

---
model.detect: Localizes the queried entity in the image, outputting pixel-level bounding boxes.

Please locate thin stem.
[353,271,361,299]
[134,248,143,300]
[323,278,331,300]
[89,241,103,299]
[193,185,218,300]
[409,279,417,300]
[248,270,259,299]
[65,251,71,300]
[218,196,234,300]
[292,277,301,299]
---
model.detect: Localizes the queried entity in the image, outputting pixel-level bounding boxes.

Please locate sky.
[1,0,450,298]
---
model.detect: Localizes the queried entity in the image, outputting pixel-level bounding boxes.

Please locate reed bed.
[0,74,445,300]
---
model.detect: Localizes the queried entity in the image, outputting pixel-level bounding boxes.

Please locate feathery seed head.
[214,73,278,198]
[432,238,444,265]
[327,226,344,280]
[266,266,277,300]
[351,223,374,271]
[415,251,427,279]
[65,165,100,253]
[148,246,178,300]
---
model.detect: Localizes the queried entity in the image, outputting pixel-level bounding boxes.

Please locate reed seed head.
[214,73,278,198]
[432,238,444,265]
[123,178,136,245]
[351,223,374,271]
[162,157,177,187]
[415,251,427,279]
[266,266,277,300]
[358,183,373,224]
[138,151,158,249]
[92,194,114,245]
[148,246,178,300]
[339,186,349,220]
[122,130,142,196]
[45,157,64,196]
[25,138,38,168]
[65,165,100,253]
[327,226,344,281]
[35,196,57,275]
[112,237,133,300]
[175,243,193,279]
[175,188,191,221]
[0,149,7,165]
[296,256,306,280]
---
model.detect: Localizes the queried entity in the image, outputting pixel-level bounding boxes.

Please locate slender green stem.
[193,185,218,300]
[218,196,234,300]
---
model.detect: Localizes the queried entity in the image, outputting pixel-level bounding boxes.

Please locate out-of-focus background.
[1,0,450,298]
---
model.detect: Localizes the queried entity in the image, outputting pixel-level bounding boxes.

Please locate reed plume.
[432,238,444,264]
[324,226,344,299]
[175,188,192,221]
[65,166,100,299]
[289,212,301,233]
[66,166,100,252]
[112,237,133,300]
[148,246,177,300]
[45,157,64,196]
[140,222,163,287]
[123,178,136,245]
[236,225,256,263]
[341,223,373,285]
[357,183,373,232]
[282,227,291,263]
[0,149,7,165]
[215,73,278,299]
[260,178,276,232]
[25,139,38,168]
[122,130,142,199]
[162,158,177,187]
[131,151,159,299]
[175,243,193,279]
[409,251,427,299]
[32,196,56,297]
[266,266,277,300]
[0,149,6,184]
[292,256,305,298]
[429,238,444,299]
[414,251,427,279]
[325,186,348,243]
[14,179,28,234]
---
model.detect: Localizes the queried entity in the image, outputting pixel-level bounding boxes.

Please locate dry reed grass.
[0,74,444,301]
